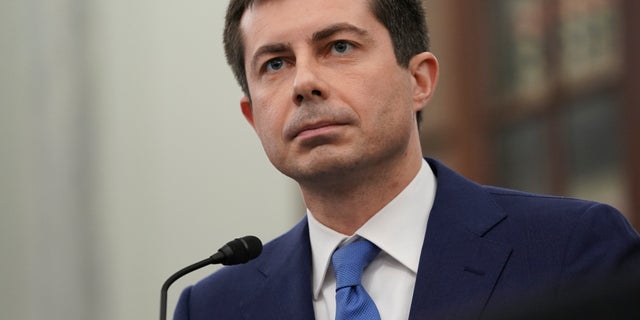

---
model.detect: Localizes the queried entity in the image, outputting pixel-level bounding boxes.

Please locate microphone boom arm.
[159,236,262,320]
[160,256,215,320]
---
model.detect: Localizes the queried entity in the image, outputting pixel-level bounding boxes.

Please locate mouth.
[286,120,347,141]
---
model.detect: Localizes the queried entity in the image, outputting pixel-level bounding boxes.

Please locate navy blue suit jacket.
[175,159,640,319]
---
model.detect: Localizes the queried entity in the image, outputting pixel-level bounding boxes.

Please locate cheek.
[251,102,288,149]
[248,83,295,158]
[252,112,283,165]
[253,109,278,138]
[361,74,414,122]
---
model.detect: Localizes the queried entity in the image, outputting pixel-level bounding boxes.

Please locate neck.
[300,148,424,235]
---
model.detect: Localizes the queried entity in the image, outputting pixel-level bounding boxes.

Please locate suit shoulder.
[191,225,300,292]
[175,219,310,319]
[483,185,605,217]
[481,185,640,242]
[483,185,639,251]
[182,218,309,308]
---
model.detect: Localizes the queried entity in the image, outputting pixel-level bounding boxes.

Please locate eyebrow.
[249,23,371,72]
[311,23,371,43]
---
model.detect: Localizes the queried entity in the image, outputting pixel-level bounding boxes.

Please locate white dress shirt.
[308,159,437,320]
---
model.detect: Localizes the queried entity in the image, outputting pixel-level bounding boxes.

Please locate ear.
[240,96,256,128]
[408,52,439,113]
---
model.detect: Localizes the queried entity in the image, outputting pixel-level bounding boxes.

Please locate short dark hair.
[223,0,430,124]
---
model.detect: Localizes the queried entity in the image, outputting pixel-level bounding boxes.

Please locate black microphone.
[160,236,262,320]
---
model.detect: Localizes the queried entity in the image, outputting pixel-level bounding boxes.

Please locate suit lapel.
[242,218,316,320]
[239,159,512,319]
[409,159,513,320]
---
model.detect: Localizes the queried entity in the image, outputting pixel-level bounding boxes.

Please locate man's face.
[239,0,436,184]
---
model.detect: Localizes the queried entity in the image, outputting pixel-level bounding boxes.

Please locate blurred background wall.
[422,0,639,229]
[1,0,638,319]
[1,0,299,319]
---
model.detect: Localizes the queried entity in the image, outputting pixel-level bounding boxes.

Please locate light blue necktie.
[331,238,382,320]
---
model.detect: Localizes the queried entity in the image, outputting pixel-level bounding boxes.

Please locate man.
[175,0,640,319]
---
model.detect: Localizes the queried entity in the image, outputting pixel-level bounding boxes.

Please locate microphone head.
[217,235,263,265]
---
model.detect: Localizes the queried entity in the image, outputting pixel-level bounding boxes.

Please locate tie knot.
[331,239,381,289]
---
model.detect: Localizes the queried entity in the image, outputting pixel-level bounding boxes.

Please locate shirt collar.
[307,159,437,299]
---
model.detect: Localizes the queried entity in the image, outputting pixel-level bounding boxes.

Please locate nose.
[291,60,329,105]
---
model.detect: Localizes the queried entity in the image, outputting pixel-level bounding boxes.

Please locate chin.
[281,155,364,183]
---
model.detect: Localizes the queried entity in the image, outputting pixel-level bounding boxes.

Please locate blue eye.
[332,41,352,54]
[265,58,285,71]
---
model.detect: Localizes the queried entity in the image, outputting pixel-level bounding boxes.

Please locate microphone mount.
[159,236,262,320]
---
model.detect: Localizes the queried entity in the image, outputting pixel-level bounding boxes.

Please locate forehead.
[240,0,380,51]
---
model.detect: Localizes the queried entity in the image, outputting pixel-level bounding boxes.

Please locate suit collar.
[409,159,512,319]
[242,218,316,320]
[426,158,507,236]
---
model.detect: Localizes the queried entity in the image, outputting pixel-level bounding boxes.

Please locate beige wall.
[0,1,300,319]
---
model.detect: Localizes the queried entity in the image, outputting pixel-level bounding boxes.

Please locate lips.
[283,106,355,141]
[294,121,342,138]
